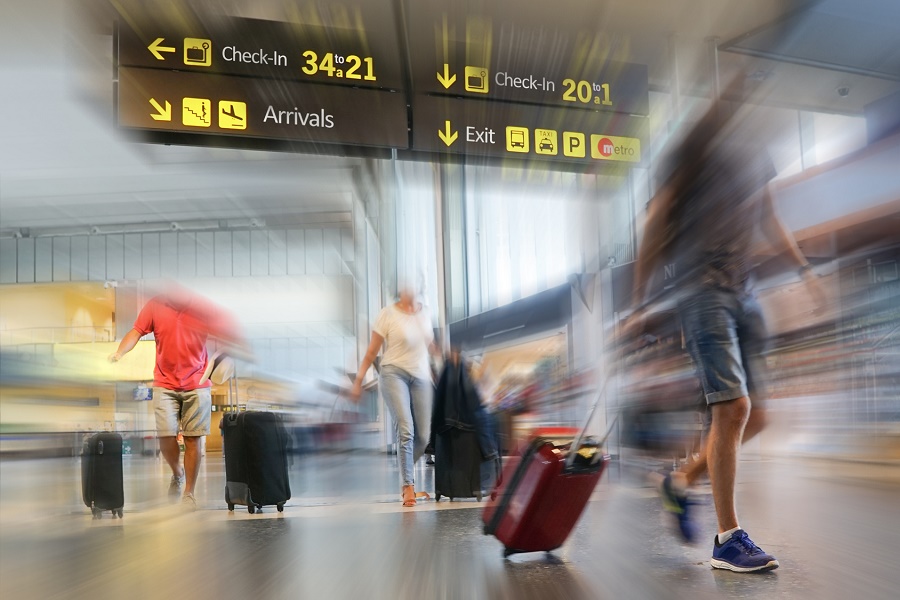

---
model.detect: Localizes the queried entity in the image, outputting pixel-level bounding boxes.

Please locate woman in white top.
[352,286,435,507]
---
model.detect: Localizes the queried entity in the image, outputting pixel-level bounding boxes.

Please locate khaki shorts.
[154,387,212,437]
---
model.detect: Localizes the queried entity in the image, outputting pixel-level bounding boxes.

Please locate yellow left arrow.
[149,98,172,121]
[148,37,176,60]
[438,120,458,146]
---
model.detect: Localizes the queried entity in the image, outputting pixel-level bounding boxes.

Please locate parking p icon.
[563,132,585,158]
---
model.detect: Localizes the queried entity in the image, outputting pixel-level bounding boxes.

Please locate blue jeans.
[679,288,769,406]
[381,365,433,487]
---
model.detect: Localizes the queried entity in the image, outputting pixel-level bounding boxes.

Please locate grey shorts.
[678,288,769,406]
[154,387,212,437]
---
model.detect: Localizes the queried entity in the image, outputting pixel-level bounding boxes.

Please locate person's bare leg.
[158,436,184,478]
[706,396,750,533]
[183,436,202,496]
[683,405,766,487]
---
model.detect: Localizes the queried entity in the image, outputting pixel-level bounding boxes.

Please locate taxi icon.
[539,137,554,152]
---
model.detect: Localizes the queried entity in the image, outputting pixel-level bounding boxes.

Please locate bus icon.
[506,126,529,152]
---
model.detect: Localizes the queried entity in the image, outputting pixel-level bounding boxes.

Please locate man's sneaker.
[181,493,197,511]
[710,530,779,572]
[168,474,185,497]
[659,473,698,543]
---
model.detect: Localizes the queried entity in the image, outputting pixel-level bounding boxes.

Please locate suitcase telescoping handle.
[564,375,618,469]
[228,368,239,409]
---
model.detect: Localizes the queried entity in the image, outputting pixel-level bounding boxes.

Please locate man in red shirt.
[109,285,246,508]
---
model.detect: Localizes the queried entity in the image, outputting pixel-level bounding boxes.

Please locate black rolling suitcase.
[432,360,501,502]
[223,377,291,513]
[81,432,124,519]
[434,428,485,501]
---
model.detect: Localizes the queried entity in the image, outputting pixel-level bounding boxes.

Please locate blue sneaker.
[659,473,698,543]
[711,530,779,572]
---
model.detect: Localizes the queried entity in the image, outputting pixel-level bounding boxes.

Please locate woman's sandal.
[402,485,416,507]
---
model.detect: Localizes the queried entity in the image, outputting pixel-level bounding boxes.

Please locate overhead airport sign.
[118,16,404,90]
[412,95,647,165]
[407,8,649,115]
[114,8,651,163]
[117,67,408,148]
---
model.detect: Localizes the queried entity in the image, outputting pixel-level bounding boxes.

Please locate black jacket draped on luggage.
[431,360,498,461]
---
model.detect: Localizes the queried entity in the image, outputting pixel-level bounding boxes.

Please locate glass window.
[812,112,868,166]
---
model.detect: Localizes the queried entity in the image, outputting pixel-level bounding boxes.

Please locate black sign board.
[117,67,408,149]
[406,4,649,115]
[118,16,404,90]
[113,5,653,163]
[412,95,648,165]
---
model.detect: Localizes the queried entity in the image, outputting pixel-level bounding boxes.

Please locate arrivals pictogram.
[218,101,247,130]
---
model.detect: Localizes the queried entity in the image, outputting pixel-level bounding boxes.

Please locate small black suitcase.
[81,432,124,519]
[223,378,291,513]
[434,428,485,501]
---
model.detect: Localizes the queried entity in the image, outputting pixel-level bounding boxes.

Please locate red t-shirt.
[133,294,234,391]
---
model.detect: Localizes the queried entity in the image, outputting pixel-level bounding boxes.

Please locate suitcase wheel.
[476,492,483,502]
[247,505,255,514]
[227,504,235,511]
[277,503,284,513]
[91,508,102,520]
[434,493,442,502]
[116,508,124,518]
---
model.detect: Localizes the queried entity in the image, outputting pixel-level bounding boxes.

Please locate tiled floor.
[1,451,898,599]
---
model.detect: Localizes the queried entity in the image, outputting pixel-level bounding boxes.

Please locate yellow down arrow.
[149,98,172,121]
[436,63,456,89]
[148,37,176,60]
[438,120,458,146]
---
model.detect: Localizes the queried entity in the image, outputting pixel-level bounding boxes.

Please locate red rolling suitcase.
[482,383,613,557]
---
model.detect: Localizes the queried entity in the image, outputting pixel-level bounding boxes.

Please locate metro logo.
[597,137,614,157]
[590,134,641,163]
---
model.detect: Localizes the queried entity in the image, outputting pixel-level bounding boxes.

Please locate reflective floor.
[1,451,899,599]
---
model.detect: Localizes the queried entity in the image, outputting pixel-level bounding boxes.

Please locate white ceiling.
[1,0,897,234]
